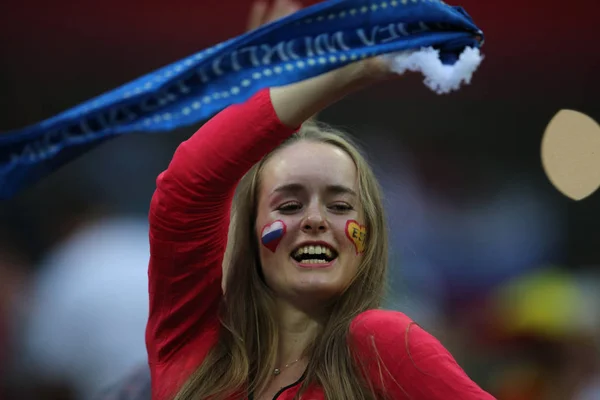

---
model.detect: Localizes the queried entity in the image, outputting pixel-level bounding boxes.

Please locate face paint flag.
[0,0,484,200]
[345,220,367,254]
[261,220,286,253]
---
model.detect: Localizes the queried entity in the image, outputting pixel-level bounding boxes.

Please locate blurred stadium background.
[1,0,599,399]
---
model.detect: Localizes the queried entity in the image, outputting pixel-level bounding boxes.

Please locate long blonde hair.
[174,121,389,400]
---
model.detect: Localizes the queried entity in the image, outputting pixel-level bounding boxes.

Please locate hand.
[246,0,303,32]
[353,56,396,83]
[256,0,393,127]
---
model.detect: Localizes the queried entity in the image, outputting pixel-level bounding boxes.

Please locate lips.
[291,256,337,269]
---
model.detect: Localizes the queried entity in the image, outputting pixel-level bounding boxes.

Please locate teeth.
[302,259,328,264]
[292,245,335,258]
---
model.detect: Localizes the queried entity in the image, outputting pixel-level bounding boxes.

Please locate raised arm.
[146,88,295,366]
[146,60,388,366]
[271,59,386,128]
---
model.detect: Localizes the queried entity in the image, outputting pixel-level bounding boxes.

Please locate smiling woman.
[146,60,495,400]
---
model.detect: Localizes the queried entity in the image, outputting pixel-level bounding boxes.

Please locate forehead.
[261,141,358,193]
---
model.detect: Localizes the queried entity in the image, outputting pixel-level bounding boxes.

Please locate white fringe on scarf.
[382,47,484,94]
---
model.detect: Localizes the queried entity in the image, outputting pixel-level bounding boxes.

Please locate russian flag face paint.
[261,220,287,253]
[345,220,366,255]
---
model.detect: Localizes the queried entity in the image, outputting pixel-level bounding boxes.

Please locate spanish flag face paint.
[345,220,366,255]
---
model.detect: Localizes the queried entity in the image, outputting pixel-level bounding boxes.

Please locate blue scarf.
[0,0,483,199]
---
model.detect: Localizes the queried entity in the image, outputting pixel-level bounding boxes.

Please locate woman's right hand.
[254,0,399,127]
[247,0,394,81]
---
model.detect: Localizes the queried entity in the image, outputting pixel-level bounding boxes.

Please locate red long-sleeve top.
[146,89,496,400]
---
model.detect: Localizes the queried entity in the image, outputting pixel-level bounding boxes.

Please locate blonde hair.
[175,121,389,400]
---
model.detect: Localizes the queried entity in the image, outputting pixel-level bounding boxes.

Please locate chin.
[289,277,346,301]
[263,256,353,303]
[288,256,350,291]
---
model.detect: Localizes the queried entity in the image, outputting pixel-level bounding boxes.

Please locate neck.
[274,299,325,366]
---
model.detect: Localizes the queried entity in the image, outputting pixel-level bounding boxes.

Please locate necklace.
[273,358,302,376]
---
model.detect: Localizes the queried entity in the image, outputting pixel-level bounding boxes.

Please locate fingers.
[267,0,301,23]
[246,0,302,32]
[247,0,268,32]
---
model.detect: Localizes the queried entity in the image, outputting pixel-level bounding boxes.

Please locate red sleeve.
[146,88,298,369]
[349,310,496,400]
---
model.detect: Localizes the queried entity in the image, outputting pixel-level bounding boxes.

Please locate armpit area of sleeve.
[178,88,301,176]
[237,88,301,143]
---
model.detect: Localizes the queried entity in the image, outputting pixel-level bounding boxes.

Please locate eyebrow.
[272,183,357,197]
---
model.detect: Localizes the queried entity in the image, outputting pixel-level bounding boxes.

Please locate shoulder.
[348,309,445,378]
[350,309,414,332]
[349,309,424,349]
[347,310,495,399]
[349,309,434,370]
[349,308,448,359]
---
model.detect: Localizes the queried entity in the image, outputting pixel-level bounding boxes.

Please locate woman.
[146,33,495,400]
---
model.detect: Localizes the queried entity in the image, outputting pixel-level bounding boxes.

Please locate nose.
[301,210,328,234]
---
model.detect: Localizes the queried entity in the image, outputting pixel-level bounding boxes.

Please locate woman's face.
[255,141,366,304]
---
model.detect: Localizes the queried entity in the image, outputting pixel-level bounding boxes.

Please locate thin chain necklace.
[273,358,302,376]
